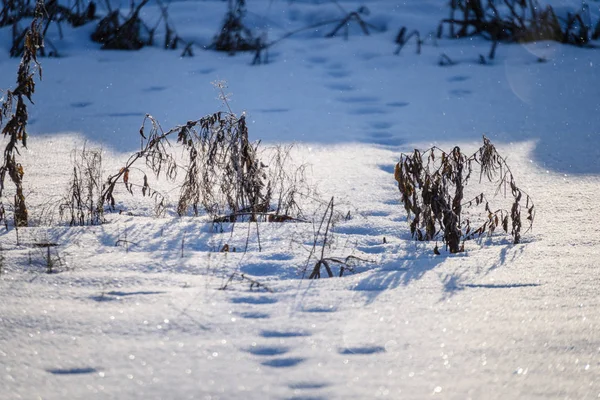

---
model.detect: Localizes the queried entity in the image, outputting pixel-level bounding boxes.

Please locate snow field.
[1,0,600,398]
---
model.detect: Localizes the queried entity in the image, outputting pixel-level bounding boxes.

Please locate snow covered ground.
[1,0,600,398]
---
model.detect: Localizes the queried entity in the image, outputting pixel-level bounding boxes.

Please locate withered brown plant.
[210,0,257,54]
[101,84,310,223]
[60,146,104,226]
[439,0,595,61]
[91,0,153,50]
[394,136,535,254]
[0,0,44,228]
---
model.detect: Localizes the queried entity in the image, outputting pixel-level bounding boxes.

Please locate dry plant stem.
[60,146,103,226]
[394,27,421,55]
[91,0,154,50]
[395,136,535,253]
[0,244,4,275]
[304,197,370,279]
[302,196,334,279]
[439,0,593,49]
[103,88,310,225]
[220,272,273,292]
[0,0,44,228]
[319,197,335,261]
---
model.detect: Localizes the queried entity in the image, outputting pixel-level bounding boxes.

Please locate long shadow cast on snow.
[353,247,449,304]
[441,270,541,300]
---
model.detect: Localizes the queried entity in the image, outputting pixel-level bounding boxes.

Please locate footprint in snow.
[301,306,337,313]
[261,330,311,338]
[261,357,305,368]
[288,382,330,390]
[449,89,472,97]
[246,346,289,356]
[47,367,98,375]
[70,101,93,108]
[386,101,409,108]
[105,112,145,118]
[262,252,294,261]
[230,296,277,305]
[447,75,470,82]
[142,86,166,92]
[360,210,391,217]
[369,121,393,130]
[189,68,215,75]
[89,290,165,302]
[238,311,270,319]
[338,346,386,355]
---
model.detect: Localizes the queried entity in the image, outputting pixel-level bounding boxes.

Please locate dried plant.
[59,145,104,226]
[262,144,312,223]
[90,0,154,50]
[4,0,95,56]
[394,136,535,253]
[0,0,44,228]
[210,0,259,54]
[0,244,4,275]
[213,1,380,62]
[101,83,310,223]
[394,27,422,55]
[155,0,193,56]
[438,0,595,56]
[220,272,273,292]
[324,5,375,39]
[1,0,95,28]
[302,197,371,279]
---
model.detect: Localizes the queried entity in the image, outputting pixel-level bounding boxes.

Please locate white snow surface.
[1,0,600,399]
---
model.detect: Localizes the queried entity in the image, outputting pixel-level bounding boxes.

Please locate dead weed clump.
[90,0,153,50]
[439,0,597,53]
[210,0,258,54]
[394,136,534,254]
[59,146,104,226]
[0,0,44,228]
[101,84,312,224]
[6,0,96,57]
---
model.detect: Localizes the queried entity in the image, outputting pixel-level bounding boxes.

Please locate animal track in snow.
[261,357,305,368]
[70,101,93,108]
[261,330,311,338]
[245,346,290,356]
[447,75,470,82]
[231,296,278,305]
[47,367,98,375]
[449,89,472,97]
[385,101,409,108]
[338,346,386,355]
[238,311,270,319]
